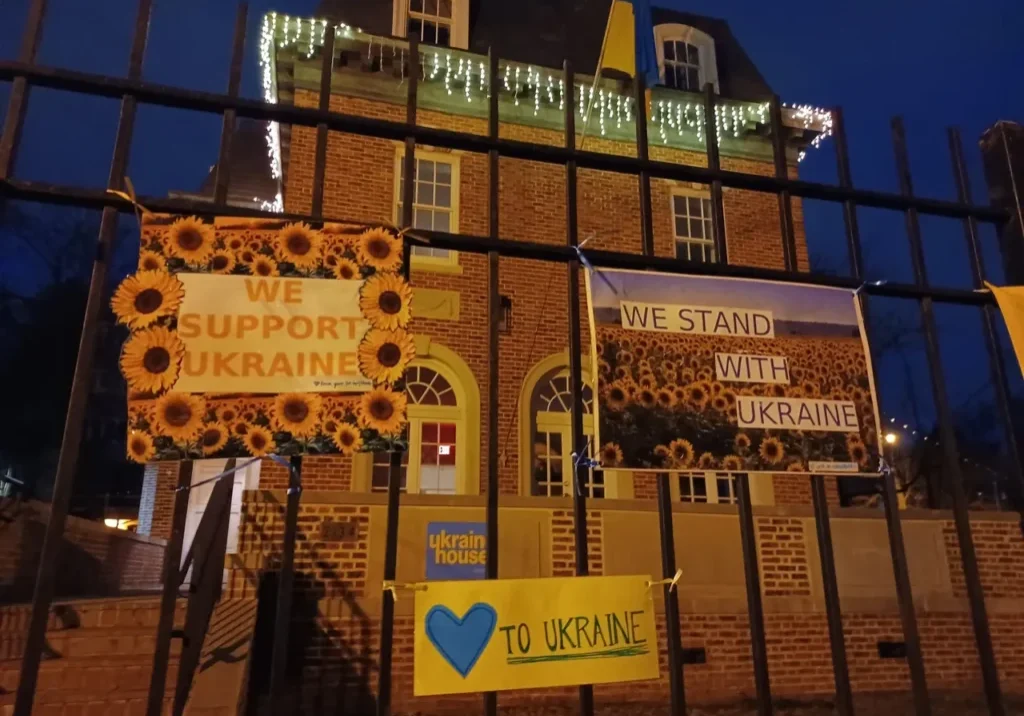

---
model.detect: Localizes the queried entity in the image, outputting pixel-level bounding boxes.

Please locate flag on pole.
[986,281,1024,375]
[600,0,660,89]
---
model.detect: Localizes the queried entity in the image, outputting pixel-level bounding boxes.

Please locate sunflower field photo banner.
[586,269,884,475]
[113,214,413,463]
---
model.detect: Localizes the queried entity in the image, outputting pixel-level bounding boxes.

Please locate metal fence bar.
[377,33,419,716]
[0,0,47,178]
[891,116,1004,715]
[563,58,595,716]
[310,23,336,217]
[809,476,854,716]
[831,107,863,280]
[268,455,303,711]
[14,2,152,713]
[146,460,193,716]
[948,127,1024,514]
[635,76,654,256]
[702,84,728,264]
[483,45,501,716]
[212,2,248,205]
[735,474,771,715]
[769,95,798,272]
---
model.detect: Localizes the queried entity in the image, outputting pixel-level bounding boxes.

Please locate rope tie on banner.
[570,438,601,496]
[107,177,151,235]
[852,279,887,297]
[382,580,428,601]
[647,568,683,592]
[574,235,619,296]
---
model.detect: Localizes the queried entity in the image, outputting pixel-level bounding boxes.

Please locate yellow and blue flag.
[601,0,660,89]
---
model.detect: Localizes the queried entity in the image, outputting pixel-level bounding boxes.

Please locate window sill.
[410,260,464,275]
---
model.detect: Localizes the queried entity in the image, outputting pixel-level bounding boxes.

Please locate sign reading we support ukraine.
[413,575,659,695]
[426,522,486,580]
[586,269,883,475]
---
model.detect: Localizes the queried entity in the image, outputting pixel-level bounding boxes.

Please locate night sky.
[1,0,1022,491]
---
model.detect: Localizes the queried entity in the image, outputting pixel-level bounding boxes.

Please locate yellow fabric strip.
[986,281,1024,375]
[602,0,636,76]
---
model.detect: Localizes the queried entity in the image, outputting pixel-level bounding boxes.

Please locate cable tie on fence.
[382,580,427,601]
[647,568,683,592]
[574,235,619,296]
[107,177,151,235]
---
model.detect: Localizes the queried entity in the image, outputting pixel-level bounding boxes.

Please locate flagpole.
[579,0,618,152]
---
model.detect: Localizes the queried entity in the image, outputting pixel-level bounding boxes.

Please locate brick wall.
[772,474,841,507]
[550,509,603,576]
[138,461,178,540]
[942,518,1024,599]
[756,516,811,597]
[0,498,165,603]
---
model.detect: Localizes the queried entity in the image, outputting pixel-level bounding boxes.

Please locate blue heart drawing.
[424,603,497,678]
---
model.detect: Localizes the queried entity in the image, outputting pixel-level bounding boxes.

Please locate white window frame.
[392,0,469,49]
[393,146,462,273]
[654,24,719,93]
[676,472,737,504]
[535,411,601,498]
[670,186,716,262]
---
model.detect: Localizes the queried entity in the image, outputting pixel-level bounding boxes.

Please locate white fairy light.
[503,63,511,91]
[513,66,521,105]
[464,59,472,103]
[431,52,440,80]
[480,61,486,94]
[444,53,452,95]
[558,78,564,111]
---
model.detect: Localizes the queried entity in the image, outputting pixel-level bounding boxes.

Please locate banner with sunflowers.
[114,214,413,463]
[587,269,883,475]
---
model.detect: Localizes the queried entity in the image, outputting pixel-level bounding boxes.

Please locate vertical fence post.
[735,474,772,716]
[0,0,47,179]
[769,95,798,272]
[562,58,595,716]
[145,461,192,716]
[948,127,1024,515]
[212,2,248,206]
[891,117,1004,716]
[14,3,152,714]
[483,45,501,716]
[377,33,419,716]
[268,455,303,711]
[831,107,863,280]
[702,83,727,264]
[310,23,337,218]
[634,71,687,716]
[809,476,854,716]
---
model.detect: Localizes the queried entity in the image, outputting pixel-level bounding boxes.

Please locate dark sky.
[1,0,1022,473]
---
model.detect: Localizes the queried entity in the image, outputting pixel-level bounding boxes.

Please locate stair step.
[0,687,173,712]
[0,655,180,699]
[0,626,184,662]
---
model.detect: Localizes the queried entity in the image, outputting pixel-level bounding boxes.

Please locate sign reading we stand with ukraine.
[413,575,659,695]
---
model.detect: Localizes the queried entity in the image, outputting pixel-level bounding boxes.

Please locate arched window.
[529,368,601,498]
[654,24,719,93]
[371,364,462,494]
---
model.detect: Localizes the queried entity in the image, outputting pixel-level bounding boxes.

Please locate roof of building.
[316,0,774,101]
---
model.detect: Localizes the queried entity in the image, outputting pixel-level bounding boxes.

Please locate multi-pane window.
[397,155,455,261]
[672,193,715,262]
[531,370,601,498]
[663,40,701,91]
[407,0,453,47]
[678,473,737,504]
[419,422,457,494]
[371,451,409,493]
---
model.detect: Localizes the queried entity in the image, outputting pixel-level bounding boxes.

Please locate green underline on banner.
[506,645,650,665]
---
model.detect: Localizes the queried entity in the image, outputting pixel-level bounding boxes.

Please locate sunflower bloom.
[605,383,628,411]
[138,250,166,272]
[669,438,695,468]
[722,454,743,471]
[216,402,241,424]
[333,423,364,455]
[274,222,322,269]
[600,442,623,467]
[685,383,708,409]
[360,273,412,330]
[252,256,279,277]
[697,452,716,469]
[358,328,415,384]
[272,393,322,438]
[758,437,785,464]
[334,258,360,281]
[153,392,206,441]
[355,228,403,272]
[735,433,751,451]
[210,250,236,274]
[165,216,215,265]
[200,422,229,455]
[849,442,869,466]
[358,387,407,435]
[637,387,657,409]
[654,444,671,461]
[119,325,184,394]
[787,460,805,472]
[110,271,184,328]
[126,431,156,463]
[243,425,276,457]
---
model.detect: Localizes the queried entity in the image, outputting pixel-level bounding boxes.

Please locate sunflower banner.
[114,214,413,463]
[586,269,883,475]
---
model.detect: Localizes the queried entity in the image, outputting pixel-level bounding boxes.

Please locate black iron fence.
[1,1,1022,715]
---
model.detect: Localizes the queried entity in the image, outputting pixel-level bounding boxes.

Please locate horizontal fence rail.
[2,3,1022,716]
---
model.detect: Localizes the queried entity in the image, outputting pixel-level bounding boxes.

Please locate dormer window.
[654,24,719,93]
[393,0,469,49]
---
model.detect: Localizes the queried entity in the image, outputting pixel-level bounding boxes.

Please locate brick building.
[132,0,1024,712]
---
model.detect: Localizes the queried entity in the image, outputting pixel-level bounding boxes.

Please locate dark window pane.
[424,0,437,14]
[688,197,702,216]
[672,195,686,214]
[436,162,451,184]
[409,0,423,12]
[687,43,700,65]
[675,216,688,237]
[680,477,692,498]
[416,180,433,204]
[407,18,422,40]
[666,66,680,89]
[689,218,704,239]
[675,241,689,260]
[435,184,451,208]
[717,477,731,499]
[687,67,700,90]
[663,41,675,61]
[437,24,450,47]
[592,486,605,498]
[419,159,434,182]
[693,477,707,499]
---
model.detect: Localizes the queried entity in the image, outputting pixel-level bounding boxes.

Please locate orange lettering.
[283,280,302,304]
[338,352,358,375]
[207,315,230,339]
[182,351,207,376]
[310,352,333,376]
[236,315,259,338]
[288,316,313,339]
[317,316,339,340]
[263,315,285,338]
[338,317,361,339]
[242,353,265,377]
[267,352,294,377]
[178,313,201,338]
[244,279,280,302]
[213,352,239,377]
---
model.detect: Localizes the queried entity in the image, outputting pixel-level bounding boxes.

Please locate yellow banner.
[174,273,372,393]
[413,575,659,696]
[987,282,1024,375]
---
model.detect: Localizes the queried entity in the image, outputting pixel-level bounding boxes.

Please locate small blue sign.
[426,522,487,580]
